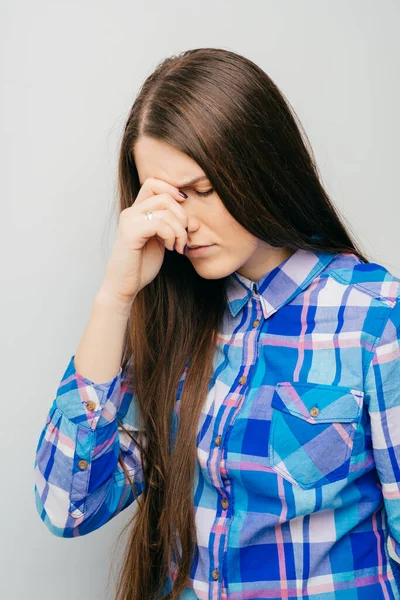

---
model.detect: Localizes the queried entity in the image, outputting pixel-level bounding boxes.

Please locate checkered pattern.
[34,248,400,599]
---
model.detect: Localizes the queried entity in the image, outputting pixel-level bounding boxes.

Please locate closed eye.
[193,188,214,197]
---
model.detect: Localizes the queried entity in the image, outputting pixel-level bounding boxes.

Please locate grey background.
[1,1,399,599]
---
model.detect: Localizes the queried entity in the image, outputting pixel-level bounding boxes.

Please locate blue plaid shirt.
[34,248,400,599]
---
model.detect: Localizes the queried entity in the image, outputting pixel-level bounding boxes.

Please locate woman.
[33,47,400,600]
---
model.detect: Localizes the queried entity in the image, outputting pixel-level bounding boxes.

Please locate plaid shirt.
[34,248,400,599]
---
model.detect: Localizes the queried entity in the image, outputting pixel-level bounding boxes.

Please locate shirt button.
[310,407,319,417]
[221,499,229,509]
[215,435,222,446]
[211,569,220,580]
[86,401,97,411]
[252,319,260,328]
[78,459,89,470]
[239,376,247,385]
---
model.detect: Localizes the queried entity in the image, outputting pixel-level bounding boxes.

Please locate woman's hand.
[100,177,188,307]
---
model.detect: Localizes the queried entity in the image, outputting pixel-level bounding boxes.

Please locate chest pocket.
[268,381,364,490]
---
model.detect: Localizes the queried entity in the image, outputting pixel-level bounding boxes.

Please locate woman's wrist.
[95,284,136,319]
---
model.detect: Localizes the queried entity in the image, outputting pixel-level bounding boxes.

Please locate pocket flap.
[271,381,364,423]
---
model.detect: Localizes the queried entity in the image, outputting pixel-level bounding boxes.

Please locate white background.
[1,1,399,598]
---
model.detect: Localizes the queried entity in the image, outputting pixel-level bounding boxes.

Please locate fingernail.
[179,190,188,198]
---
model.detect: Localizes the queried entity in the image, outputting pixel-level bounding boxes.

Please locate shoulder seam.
[362,299,400,384]
[324,270,400,308]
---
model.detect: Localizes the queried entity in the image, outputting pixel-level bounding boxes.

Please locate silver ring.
[144,211,153,220]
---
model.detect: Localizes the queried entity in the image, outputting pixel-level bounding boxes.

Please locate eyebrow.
[138,175,210,188]
[177,175,209,188]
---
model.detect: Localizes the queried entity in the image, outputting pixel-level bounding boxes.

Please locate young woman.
[33,48,400,600]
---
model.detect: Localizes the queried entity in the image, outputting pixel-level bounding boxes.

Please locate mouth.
[186,244,216,256]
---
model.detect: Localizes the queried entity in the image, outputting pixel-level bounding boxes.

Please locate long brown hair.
[109,48,370,599]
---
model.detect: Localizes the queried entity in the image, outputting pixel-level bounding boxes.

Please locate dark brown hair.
[109,47,369,600]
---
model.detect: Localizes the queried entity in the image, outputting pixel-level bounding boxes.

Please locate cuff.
[55,355,123,430]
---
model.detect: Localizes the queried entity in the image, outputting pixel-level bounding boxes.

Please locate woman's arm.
[73,284,136,383]
[33,288,144,537]
[366,300,400,563]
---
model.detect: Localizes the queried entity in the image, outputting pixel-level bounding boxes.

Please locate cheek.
[208,201,255,249]
[224,217,254,246]
[217,211,243,237]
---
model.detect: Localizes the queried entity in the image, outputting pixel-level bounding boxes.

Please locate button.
[215,435,222,446]
[78,459,89,470]
[211,569,220,580]
[221,499,229,509]
[86,401,97,412]
[252,319,260,328]
[239,376,247,385]
[310,407,319,417]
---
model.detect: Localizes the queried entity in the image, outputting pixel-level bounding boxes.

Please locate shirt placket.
[208,285,263,599]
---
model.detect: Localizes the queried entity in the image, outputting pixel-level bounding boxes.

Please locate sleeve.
[33,354,146,538]
[365,300,400,564]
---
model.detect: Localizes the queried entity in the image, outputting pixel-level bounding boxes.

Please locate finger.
[143,210,187,253]
[135,176,186,205]
[146,217,177,251]
[137,193,188,232]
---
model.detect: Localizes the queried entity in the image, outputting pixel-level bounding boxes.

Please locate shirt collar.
[226,248,337,319]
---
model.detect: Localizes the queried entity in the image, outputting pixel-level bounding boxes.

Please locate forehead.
[133,136,209,187]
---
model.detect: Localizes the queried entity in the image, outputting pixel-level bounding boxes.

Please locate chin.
[190,260,237,280]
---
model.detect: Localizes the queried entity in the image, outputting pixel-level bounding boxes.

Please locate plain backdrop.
[1,1,399,598]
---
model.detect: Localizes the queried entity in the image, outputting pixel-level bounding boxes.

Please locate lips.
[186,244,217,256]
